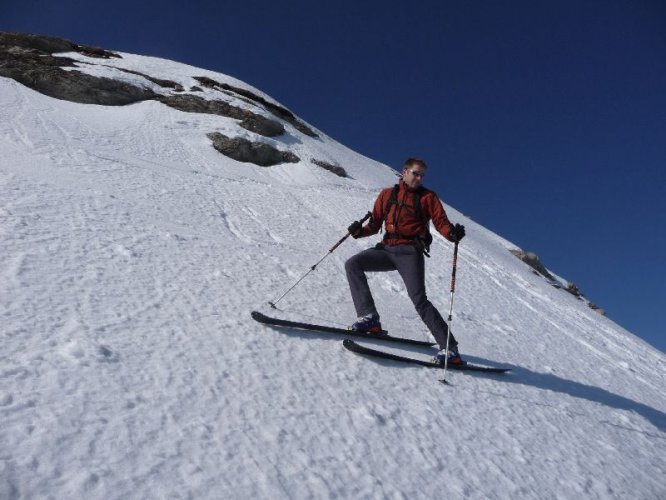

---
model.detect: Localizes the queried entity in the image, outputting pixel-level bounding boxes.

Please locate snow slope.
[1,50,664,500]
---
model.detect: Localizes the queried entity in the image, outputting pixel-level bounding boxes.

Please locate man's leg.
[390,245,458,349]
[345,246,395,317]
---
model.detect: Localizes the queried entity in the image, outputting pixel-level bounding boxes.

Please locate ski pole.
[441,239,459,385]
[269,211,372,309]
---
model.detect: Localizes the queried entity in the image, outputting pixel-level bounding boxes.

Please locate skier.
[345,158,467,365]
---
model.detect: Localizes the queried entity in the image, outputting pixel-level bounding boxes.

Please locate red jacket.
[360,180,456,245]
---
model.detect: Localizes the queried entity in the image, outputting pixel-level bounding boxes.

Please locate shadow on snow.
[262,323,666,434]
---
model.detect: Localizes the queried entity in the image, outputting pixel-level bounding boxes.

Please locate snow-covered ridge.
[1,33,664,499]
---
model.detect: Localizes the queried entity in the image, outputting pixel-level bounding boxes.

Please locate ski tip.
[251,310,267,322]
[439,378,452,385]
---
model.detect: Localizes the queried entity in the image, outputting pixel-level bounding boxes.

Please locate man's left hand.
[450,223,466,242]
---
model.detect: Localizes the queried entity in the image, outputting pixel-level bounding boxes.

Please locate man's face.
[402,165,426,189]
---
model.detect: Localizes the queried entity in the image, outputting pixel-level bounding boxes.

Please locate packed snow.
[1,50,664,500]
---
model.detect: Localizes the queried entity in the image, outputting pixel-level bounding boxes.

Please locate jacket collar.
[399,179,420,193]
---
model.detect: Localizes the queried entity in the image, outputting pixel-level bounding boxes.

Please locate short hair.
[404,157,427,170]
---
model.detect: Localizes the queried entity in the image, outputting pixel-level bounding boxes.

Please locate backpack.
[383,184,433,256]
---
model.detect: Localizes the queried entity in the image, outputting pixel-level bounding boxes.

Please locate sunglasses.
[407,169,425,178]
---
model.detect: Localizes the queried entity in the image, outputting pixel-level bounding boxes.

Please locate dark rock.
[6,66,156,105]
[193,76,223,89]
[311,159,348,177]
[509,250,555,281]
[207,132,300,167]
[1,31,154,105]
[566,282,583,298]
[115,67,184,91]
[0,31,120,59]
[510,248,602,311]
[159,93,244,117]
[290,120,318,138]
[194,76,318,137]
[160,94,284,137]
[239,115,285,137]
[1,31,307,144]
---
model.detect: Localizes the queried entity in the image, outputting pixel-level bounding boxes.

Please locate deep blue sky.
[4,0,665,352]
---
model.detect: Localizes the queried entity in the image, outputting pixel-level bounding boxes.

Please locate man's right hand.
[348,220,363,238]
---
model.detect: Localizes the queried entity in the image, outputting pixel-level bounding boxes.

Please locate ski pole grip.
[329,212,372,252]
[343,211,371,241]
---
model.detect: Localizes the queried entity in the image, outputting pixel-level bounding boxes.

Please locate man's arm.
[349,189,389,238]
[425,192,456,242]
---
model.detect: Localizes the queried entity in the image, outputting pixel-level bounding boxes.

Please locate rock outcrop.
[207,132,300,167]
[311,159,348,178]
[1,31,337,170]
[509,250,554,280]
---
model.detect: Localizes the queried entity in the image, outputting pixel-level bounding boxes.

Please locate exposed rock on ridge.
[310,159,348,178]
[0,31,324,167]
[193,76,318,138]
[158,94,285,137]
[510,250,554,281]
[510,249,604,315]
[0,32,156,105]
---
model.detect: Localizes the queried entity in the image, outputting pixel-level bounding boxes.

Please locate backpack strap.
[413,187,426,222]
[387,184,399,229]
[384,184,427,227]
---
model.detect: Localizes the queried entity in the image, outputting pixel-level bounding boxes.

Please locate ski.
[342,339,511,374]
[251,311,435,346]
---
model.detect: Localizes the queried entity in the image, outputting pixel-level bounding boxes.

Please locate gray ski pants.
[345,243,457,349]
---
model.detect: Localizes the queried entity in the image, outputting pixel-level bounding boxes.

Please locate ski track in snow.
[1,63,665,500]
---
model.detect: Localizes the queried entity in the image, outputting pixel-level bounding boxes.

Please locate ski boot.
[433,344,466,366]
[351,313,383,334]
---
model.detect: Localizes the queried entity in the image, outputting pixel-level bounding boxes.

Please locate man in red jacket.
[346,158,467,365]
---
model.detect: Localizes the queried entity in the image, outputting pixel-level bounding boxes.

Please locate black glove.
[449,223,466,242]
[348,220,363,238]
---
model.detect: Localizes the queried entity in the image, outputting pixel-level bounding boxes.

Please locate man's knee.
[409,290,430,312]
[345,256,357,273]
